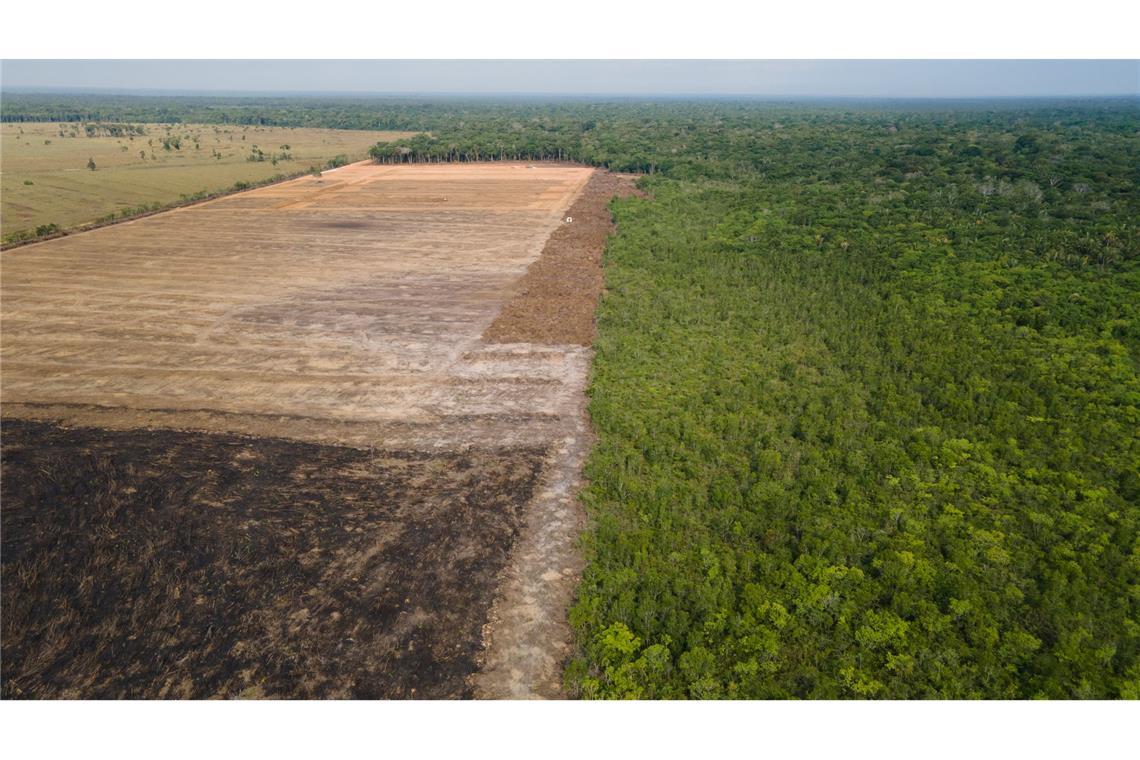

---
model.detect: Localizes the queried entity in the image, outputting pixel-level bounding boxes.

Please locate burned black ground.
[1,419,545,699]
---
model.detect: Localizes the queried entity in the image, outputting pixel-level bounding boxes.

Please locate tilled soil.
[0,419,545,699]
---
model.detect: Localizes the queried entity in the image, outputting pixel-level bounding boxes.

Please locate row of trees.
[82,122,146,137]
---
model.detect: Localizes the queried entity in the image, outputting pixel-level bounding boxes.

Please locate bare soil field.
[1,161,632,698]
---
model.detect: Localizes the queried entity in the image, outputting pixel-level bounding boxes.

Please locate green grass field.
[1,122,414,236]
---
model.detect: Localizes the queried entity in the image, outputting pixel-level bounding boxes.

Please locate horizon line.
[3,87,1138,100]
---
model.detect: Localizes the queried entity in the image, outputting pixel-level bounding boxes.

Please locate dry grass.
[1,122,413,235]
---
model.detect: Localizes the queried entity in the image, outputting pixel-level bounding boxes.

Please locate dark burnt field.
[1,419,545,699]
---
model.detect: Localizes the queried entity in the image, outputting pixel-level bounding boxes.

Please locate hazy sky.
[2,60,1136,97]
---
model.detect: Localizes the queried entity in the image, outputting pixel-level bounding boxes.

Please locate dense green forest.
[4,93,1136,697]
[563,103,1138,699]
[575,106,1137,699]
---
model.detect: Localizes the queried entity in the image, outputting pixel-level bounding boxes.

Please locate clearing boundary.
[475,170,641,697]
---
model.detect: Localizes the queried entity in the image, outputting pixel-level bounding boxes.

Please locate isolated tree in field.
[87,158,97,172]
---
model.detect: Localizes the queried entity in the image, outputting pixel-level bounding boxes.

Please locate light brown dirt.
[1,161,591,449]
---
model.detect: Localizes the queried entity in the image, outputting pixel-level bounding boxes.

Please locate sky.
[1,60,1136,98]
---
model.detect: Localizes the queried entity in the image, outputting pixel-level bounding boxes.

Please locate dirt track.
[1,161,634,698]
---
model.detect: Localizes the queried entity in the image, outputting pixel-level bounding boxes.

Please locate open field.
[0,123,414,236]
[0,161,633,698]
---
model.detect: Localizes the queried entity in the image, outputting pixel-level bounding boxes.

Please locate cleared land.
[485,171,645,346]
[0,122,414,236]
[0,161,631,699]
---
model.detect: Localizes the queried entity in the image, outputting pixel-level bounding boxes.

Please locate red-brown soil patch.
[483,171,642,346]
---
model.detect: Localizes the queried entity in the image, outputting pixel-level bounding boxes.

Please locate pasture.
[0,122,414,236]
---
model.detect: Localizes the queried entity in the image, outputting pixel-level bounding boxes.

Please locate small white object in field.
[565,216,573,224]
